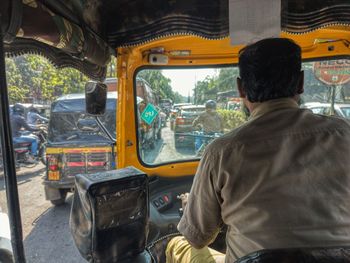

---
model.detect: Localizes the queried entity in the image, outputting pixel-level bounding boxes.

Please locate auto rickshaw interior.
[74,37,350,263]
[1,0,350,262]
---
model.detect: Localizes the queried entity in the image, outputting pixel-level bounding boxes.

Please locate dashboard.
[148,175,194,242]
[147,175,227,253]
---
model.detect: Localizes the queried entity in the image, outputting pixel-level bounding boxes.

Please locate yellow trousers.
[166,236,225,263]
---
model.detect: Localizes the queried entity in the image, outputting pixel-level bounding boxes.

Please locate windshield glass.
[48,97,116,143]
[136,59,350,165]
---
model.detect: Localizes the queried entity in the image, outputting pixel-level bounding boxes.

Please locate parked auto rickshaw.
[1,1,350,263]
[44,92,117,206]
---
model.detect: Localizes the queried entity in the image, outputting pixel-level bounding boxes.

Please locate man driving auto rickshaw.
[164,37,350,263]
[1,1,350,263]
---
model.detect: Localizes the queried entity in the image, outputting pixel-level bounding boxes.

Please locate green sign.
[141,103,159,125]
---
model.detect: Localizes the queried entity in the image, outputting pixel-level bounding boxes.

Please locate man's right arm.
[33,113,49,122]
[177,149,223,249]
[20,117,39,132]
[192,114,203,128]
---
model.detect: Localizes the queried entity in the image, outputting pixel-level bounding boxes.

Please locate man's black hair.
[238,38,302,102]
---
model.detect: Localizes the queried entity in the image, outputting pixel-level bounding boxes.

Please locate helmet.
[205,100,216,110]
[13,103,25,115]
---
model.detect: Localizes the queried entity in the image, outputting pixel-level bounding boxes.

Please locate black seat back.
[236,247,350,263]
[70,167,149,263]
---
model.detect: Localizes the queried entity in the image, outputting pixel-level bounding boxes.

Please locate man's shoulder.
[206,109,350,155]
[300,109,350,131]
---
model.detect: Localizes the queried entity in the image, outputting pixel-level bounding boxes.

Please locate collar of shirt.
[249,98,299,121]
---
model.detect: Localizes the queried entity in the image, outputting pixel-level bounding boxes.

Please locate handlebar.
[174,131,223,138]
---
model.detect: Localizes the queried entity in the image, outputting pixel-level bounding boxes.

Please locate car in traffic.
[159,98,173,117]
[173,105,205,148]
[169,103,192,130]
[302,102,350,119]
[44,92,117,206]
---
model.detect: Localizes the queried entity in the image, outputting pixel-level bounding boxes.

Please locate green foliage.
[193,68,240,104]
[5,58,28,103]
[6,55,90,103]
[173,91,184,103]
[193,76,217,104]
[138,70,181,102]
[107,57,117,78]
[217,109,247,131]
[217,68,239,91]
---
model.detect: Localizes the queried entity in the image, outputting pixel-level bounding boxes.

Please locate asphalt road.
[143,123,196,164]
[0,165,85,262]
[0,122,196,262]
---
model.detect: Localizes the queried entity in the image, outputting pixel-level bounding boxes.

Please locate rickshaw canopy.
[1,0,350,80]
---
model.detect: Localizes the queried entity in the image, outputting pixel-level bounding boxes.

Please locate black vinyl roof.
[1,0,350,80]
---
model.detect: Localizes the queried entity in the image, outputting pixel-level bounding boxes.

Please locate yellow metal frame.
[116,26,350,177]
[46,147,114,154]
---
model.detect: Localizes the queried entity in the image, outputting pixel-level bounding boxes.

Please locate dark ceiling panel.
[1,0,350,79]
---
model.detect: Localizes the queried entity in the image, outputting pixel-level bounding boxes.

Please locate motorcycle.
[193,130,223,156]
[0,126,47,170]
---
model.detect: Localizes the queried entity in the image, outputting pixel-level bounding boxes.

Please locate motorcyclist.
[27,107,49,126]
[10,104,40,163]
[192,100,224,151]
[193,100,223,133]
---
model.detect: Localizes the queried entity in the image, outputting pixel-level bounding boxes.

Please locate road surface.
[0,165,85,262]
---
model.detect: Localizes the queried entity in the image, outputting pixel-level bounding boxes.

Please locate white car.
[302,102,350,119]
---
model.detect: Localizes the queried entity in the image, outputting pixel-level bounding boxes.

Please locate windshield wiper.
[66,134,79,141]
[95,117,116,143]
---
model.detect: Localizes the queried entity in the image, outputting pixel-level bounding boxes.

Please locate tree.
[193,68,240,104]
[173,91,184,103]
[107,57,117,78]
[216,68,239,91]
[7,55,90,103]
[138,70,176,101]
[193,76,217,104]
[5,58,28,104]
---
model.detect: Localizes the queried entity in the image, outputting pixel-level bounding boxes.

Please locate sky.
[162,68,218,96]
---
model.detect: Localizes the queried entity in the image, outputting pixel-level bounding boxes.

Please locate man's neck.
[245,95,300,113]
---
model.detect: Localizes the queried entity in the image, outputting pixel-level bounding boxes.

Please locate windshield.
[48,98,116,143]
[136,59,350,165]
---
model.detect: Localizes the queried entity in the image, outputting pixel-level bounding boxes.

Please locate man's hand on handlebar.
[179,193,189,210]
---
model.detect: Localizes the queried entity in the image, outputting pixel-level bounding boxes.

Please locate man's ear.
[237,77,246,98]
[296,71,304,94]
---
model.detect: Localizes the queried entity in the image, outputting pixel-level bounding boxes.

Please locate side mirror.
[85,81,107,116]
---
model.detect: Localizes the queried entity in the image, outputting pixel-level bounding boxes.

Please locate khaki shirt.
[193,111,223,133]
[178,98,350,263]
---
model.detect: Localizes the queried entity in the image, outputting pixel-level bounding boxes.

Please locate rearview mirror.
[85,81,107,116]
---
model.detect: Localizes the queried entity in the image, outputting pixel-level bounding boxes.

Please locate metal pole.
[0,21,26,262]
[330,85,336,115]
